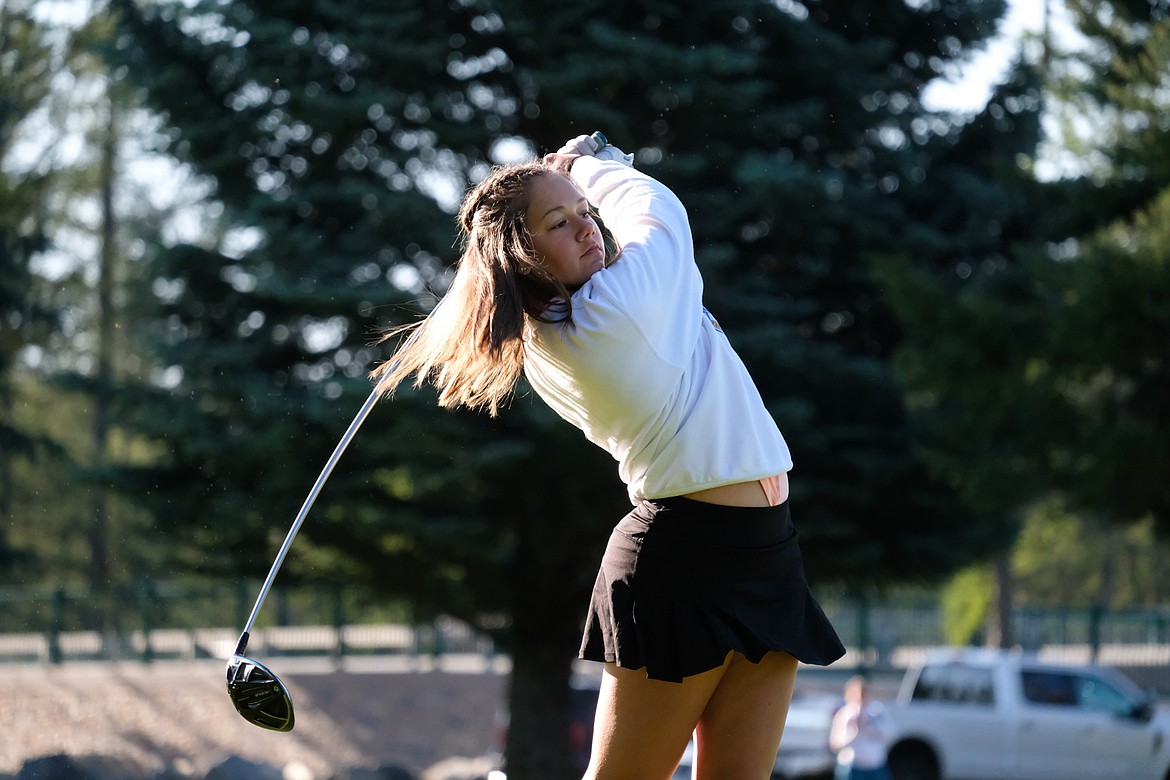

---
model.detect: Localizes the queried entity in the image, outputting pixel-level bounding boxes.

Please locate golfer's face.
[526,173,605,290]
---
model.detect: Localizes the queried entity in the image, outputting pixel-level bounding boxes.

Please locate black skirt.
[579,496,845,682]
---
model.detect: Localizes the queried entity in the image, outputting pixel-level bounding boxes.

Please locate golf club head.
[226,654,295,732]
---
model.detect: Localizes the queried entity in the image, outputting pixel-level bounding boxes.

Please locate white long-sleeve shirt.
[523,156,793,504]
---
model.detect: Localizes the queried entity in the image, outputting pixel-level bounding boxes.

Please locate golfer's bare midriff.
[682,472,788,508]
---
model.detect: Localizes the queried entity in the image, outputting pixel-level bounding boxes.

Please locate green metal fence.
[0,581,442,663]
[1,582,1169,669]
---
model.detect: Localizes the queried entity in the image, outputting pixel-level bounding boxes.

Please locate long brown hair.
[369,162,618,416]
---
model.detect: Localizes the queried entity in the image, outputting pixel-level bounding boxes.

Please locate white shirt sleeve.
[569,156,703,368]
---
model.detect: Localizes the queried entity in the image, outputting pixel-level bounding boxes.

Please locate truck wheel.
[887,745,940,780]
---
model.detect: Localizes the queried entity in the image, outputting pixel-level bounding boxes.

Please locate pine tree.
[0,0,56,573]
[104,0,488,575]
[103,0,1040,776]
[0,2,184,599]
[480,2,1041,771]
[863,45,1069,647]
[1038,0,1170,533]
[491,0,1019,581]
[103,5,627,776]
[871,62,1058,536]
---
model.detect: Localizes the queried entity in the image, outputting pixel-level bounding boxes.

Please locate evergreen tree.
[102,3,617,775]
[104,0,490,578]
[491,0,1019,581]
[0,0,56,573]
[862,36,1073,644]
[1040,0,1170,533]
[104,0,1038,776]
[869,59,1062,579]
[0,2,184,596]
[874,0,1170,641]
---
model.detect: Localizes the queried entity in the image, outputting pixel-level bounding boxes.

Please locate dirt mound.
[0,658,506,778]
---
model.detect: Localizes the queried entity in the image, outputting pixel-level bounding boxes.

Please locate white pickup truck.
[886,648,1170,780]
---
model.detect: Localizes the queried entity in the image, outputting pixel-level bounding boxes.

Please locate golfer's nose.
[574,215,593,239]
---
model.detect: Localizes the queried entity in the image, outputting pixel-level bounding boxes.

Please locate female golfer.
[373,136,844,780]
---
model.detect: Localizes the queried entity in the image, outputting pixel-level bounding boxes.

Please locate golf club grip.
[239,305,439,638]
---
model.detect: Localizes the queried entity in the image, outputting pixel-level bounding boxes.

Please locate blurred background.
[2,0,1169,778]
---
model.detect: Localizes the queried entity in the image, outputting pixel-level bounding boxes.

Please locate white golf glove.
[557,132,634,166]
[557,134,602,156]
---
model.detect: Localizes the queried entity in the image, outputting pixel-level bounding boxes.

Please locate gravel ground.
[0,656,508,778]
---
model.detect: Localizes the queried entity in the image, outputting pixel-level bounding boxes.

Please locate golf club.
[225,382,386,731]
[226,132,616,731]
[225,294,449,731]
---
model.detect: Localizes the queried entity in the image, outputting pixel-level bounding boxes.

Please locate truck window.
[1021,671,1077,706]
[1021,670,1133,715]
[1075,675,1136,716]
[912,664,995,705]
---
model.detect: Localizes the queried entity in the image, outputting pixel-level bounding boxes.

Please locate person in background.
[830,676,897,780]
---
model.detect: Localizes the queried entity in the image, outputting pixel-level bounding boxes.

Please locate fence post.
[140,583,155,663]
[236,581,250,630]
[855,590,871,672]
[433,618,447,657]
[48,588,64,665]
[1088,605,1103,662]
[332,586,346,659]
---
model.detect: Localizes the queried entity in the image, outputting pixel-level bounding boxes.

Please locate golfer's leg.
[583,656,730,780]
[692,650,798,780]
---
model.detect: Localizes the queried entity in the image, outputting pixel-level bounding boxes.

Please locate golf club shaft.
[236,304,440,655]
[239,384,382,643]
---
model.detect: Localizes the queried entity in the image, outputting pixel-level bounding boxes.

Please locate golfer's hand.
[543,152,579,175]
[557,134,601,156]
[594,144,634,165]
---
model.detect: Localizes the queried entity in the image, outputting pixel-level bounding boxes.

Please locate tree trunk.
[506,620,576,780]
[1091,515,1115,662]
[0,392,12,567]
[88,99,116,602]
[987,552,1015,649]
[503,507,585,780]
